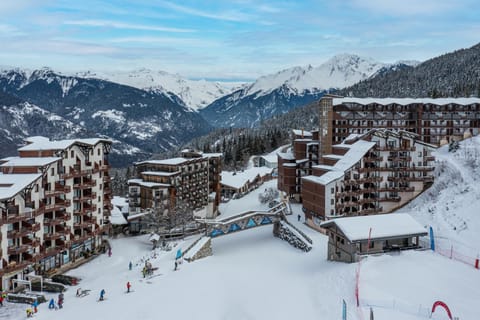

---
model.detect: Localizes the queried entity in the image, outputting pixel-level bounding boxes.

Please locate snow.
[220,167,273,189]
[240,54,386,99]
[136,158,190,166]
[303,139,375,185]
[110,206,128,225]
[75,68,238,111]
[141,171,180,177]
[0,173,42,200]
[292,129,312,137]
[91,110,126,123]
[0,156,61,167]
[183,236,210,260]
[19,136,110,151]
[320,214,427,242]
[333,97,480,106]
[127,179,170,188]
[2,139,480,320]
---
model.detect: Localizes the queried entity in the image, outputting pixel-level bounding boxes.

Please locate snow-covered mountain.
[0,67,212,166]
[76,69,238,111]
[200,54,417,128]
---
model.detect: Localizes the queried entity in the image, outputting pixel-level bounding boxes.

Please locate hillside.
[199,55,413,128]
[340,42,480,98]
[0,68,212,166]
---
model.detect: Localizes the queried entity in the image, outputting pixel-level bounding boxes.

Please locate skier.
[48,298,55,309]
[76,288,82,297]
[297,214,301,221]
[0,294,3,307]
[99,289,106,301]
[174,260,178,271]
[108,248,112,257]
[58,292,64,309]
[126,281,131,293]
[26,307,34,318]
[142,266,147,278]
[129,261,132,271]
[32,299,38,313]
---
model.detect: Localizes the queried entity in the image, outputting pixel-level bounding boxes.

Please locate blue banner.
[342,299,347,320]
[176,249,182,260]
[429,226,435,251]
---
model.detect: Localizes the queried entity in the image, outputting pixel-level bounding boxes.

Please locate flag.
[176,248,182,260]
[342,299,347,320]
[429,226,435,251]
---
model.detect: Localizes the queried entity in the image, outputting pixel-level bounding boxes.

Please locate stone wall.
[273,221,312,252]
[184,238,213,262]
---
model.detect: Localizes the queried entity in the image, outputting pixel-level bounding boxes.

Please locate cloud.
[348,0,463,16]
[154,1,253,22]
[0,24,25,36]
[64,19,195,33]
[108,36,219,47]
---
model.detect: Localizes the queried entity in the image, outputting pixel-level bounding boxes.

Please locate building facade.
[320,213,428,263]
[277,129,319,201]
[0,136,112,290]
[301,130,436,230]
[321,96,480,150]
[128,150,222,219]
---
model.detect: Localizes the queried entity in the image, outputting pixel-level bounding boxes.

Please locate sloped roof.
[320,214,427,242]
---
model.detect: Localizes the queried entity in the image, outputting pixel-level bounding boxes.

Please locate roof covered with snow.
[141,171,180,177]
[110,206,128,225]
[320,213,427,242]
[221,167,274,189]
[333,97,480,106]
[19,136,111,151]
[303,139,375,185]
[0,156,61,167]
[0,173,42,200]
[277,152,295,160]
[292,129,312,137]
[136,157,201,166]
[128,179,170,188]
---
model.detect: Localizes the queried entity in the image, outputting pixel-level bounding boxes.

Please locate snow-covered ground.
[2,139,480,320]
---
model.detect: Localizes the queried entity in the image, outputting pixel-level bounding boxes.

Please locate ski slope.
[2,139,480,320]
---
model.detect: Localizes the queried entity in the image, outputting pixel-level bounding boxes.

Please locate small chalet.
[320,214,428,263]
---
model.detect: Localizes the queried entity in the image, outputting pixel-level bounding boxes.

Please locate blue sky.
[0,0,478,80]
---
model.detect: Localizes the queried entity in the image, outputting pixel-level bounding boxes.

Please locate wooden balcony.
[8,244,30,255]
[44,218,63,226]
[377,196,401,202]
[424,156,435,162]
[388,176,434,183]
[44,233,62,241]
[387,156,412,162]
[377,146,416,152]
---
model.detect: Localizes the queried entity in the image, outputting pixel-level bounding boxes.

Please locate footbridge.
[183,202,312,262]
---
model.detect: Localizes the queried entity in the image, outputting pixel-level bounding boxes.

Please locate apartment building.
[0,136,112,290]
[128,150,222,219]
[277,129,319,201]
[301,130,436,230]
[319,96,480,154]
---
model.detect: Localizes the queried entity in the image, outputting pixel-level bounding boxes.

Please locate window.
[369,241,374,249]
[331,188,334,194]
[51,168,54,176]
[97,148,100,156]
[331,199,334,205]
[71,150,74,158]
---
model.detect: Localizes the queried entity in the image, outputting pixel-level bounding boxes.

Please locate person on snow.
[99,289,106,301]
[174,260,178,271]
[297,214,301,221]
[0,295,3,307]
[108,248,112,257]
[32,299,38,313]
[48,298,55,309]
[58,292,64,309]
[26,307,34,318]
[76,287,82,297]
[126,281,131,293]
[129,261,133,271]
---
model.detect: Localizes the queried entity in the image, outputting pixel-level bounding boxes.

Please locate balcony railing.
[8,244,30,255]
